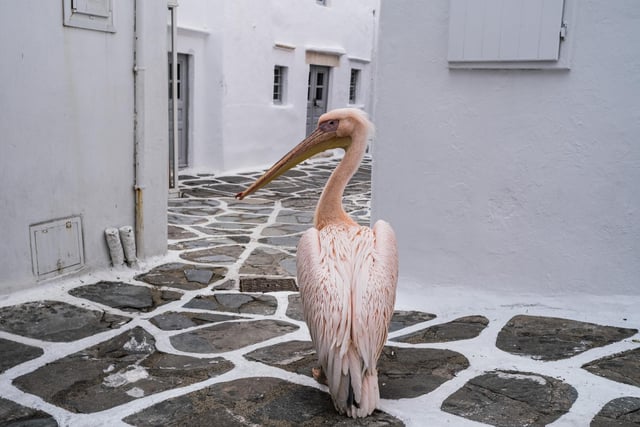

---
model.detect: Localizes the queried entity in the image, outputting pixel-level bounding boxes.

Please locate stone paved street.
[1,155,639,426]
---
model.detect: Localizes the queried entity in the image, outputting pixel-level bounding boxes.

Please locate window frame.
[273,65,287,105]
[348,68,361,105]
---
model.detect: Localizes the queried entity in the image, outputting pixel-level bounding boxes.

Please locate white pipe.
[119,225,137,266]
[169,4,179,190]
[134,0,146,258]
[105,228,125,266]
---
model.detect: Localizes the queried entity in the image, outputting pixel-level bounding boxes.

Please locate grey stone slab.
[184,268,214,284]
[167,225,198,240]
[215,213,270,224]
[13,327,233,414]
[379,346,470,399]
[245,341,469,400]
[167,213,208,225]
[227,198,275,209]
[184,293,278,315]
[124,376,403,427]
[204,183,249,195]
[168,235,249,250]
[179,188,222,198]
[168,207,222,216]
[69,281,182,313]
[136,263,227,290]
[0,338,43,374]
[179,244,246,264]
[258,234,302,247]
[441,370,578,427]
[170,320,299,353]
[280,196,320,210]
[167,199,220,208]
[240,247,296,276]
[496,315,638,361]
[591,397,640,426]
[180,179,220,186]
[393,315,489,343]
[239,277,298,292]
[388,310,437,332]
[149,311,243,331]
[244,340,316,376]
[276,209,314,225]
[0,398,58,426]
[192,225,250,236]
[216,175,256,184]
[0,301,130,342]
[261,223,310,236]
[286,293,304,321]
[582,347,640,387]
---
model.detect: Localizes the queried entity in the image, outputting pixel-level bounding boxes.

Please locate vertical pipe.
[169,4,179,190]
[134,0,146,258]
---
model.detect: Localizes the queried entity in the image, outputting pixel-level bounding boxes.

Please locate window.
[349,69,360,104]
[316,0,328,5]
[273,66,287,104]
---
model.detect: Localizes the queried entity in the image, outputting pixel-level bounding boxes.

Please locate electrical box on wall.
[30,216,85,280]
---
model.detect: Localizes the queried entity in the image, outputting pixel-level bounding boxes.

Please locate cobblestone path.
[1,156,639,426]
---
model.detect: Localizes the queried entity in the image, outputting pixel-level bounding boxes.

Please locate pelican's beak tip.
[235,192,245,200]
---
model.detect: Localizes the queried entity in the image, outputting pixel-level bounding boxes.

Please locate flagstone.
[496,315,637,361]
[0,301,129,342]
[13,327,233,413]
[135,263,227,290]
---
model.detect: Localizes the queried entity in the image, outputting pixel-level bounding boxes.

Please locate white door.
[168,53,189,169]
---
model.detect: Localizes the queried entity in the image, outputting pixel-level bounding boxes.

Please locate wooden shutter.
[448,0,565,62]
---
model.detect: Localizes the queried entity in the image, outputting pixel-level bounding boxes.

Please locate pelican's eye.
[319,119,339,132]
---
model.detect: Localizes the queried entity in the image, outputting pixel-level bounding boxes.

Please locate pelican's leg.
[312,366,328,385]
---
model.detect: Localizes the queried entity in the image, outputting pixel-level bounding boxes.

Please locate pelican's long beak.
[235,127,349,200]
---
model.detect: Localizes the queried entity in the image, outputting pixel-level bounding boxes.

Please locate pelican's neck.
[314,128,367,230]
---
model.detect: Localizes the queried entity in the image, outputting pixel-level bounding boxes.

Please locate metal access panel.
[30,216,85,280]
[63,0,116,33]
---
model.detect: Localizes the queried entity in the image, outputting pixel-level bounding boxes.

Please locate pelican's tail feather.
[329,347,379,418]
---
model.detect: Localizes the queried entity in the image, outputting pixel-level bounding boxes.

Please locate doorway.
[306,65,330,135]
[168,53,189,169]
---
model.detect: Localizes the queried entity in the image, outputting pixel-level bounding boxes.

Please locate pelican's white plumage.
[236,108,398,418]
[297,221,397,417]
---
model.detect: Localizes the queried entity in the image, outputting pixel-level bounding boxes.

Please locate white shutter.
[448,0,565,62]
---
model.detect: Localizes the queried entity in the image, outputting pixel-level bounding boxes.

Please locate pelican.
[236,108,398,418]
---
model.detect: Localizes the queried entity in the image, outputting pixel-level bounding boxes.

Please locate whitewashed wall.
[373,0,640,295]
[176,0,379,172]
[0,1,168,293]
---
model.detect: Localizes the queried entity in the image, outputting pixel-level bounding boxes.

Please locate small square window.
[273,65,287,104]
[349,69,360,104]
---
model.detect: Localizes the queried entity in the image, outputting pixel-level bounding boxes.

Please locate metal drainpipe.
[133,0,146,258]
[169,2,179,191]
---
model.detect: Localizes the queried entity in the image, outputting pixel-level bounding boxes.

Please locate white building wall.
[176,0,379,172]
[0,1,168,294]
[373,0,640,295]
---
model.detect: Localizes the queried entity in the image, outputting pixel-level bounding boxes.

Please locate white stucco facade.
[0,1,168,293]
[174,0,379,172]
[373,1,640,295]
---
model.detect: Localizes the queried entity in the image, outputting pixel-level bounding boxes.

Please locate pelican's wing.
[352,220,398,372]
[297,227,352,379]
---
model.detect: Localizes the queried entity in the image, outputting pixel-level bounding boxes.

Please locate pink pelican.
[236,108,398,417]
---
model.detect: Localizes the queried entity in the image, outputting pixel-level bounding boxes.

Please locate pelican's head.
[235,108,371,200]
